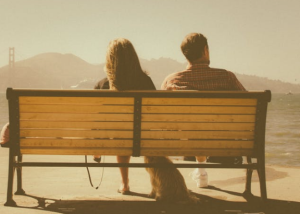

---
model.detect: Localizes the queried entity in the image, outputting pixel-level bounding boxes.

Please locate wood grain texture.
[20,104,134,114]
[20,148,132,155]
[20,138,132,148]
[141,122,254,131]
[20,129,133,138]
[140,149,253,156]
[20,121,133,130]
[19,96,134,105]
[140,140,254,149]
[142,98,257,106]
[141,130,254,140]
[142,114,255,122]
[13,91,268,158]
[142,106,256,114]
[20,113,133,122]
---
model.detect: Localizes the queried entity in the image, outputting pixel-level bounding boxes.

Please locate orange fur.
[144,156,199,203]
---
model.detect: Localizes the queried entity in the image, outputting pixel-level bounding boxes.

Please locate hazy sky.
[0,0,299,83]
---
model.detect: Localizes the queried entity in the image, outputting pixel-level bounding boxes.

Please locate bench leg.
[15,155,26,195]
[257,158,267,203]
[4,149,17,206]
[243,157,254,198]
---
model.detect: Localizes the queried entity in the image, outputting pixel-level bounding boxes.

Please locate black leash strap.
[85,155,105,190]
[85,155,94,188]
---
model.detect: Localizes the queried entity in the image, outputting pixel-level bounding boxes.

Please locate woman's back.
[95,73,155,91]
[122,72,155,90]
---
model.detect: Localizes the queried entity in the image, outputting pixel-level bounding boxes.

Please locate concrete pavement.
[0,148,299,214]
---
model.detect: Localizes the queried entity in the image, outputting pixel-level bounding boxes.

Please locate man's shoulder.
[209,67,237,77]
[209,66,230,73]
[165,66,235,79]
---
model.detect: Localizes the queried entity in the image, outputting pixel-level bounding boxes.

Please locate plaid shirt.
[161,62,245,91]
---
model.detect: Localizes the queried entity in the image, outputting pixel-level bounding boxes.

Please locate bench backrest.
[7,89,271,157]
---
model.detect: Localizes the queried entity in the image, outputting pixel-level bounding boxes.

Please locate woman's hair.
[105,38,147,90]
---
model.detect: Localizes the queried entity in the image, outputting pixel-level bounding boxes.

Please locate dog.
[144,156,199,203]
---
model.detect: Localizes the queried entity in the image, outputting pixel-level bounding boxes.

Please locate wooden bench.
[4,88,271,206]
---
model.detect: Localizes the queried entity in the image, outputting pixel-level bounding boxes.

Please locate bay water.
[0,93,299,167]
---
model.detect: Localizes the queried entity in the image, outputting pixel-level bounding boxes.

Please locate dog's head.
[144,156,172,164]
[144,156,155,163]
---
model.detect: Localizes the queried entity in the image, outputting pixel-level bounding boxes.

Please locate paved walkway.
[0,148,299,214]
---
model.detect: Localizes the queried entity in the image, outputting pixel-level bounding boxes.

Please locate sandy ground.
[0,148,299,214]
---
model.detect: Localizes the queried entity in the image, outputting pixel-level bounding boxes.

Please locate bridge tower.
[8,47,15,87]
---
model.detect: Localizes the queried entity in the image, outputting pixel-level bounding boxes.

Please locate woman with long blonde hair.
[94,38,155,194]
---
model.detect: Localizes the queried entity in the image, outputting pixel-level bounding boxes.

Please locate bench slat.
[20,148,251,156]
[20,139,132,147]
[142,98,257,106]
[20,105,256,114]
[20,130,133,138]
[19,96,134,105]
[20,113,255,122]
[20,113,133,121]
[20,121,133,130]
[142,106,256,114]
[20,105,134,114]
[142,114,255,122]
[140,149,253,156]
[140,140,254,149]
[19,139,253,150]
[141,130,253,140]
[20,148,132,155]
[141,122,254,131]
[20,148,252,156]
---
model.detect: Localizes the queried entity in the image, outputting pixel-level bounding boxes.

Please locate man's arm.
[161,73,177,90]
[161,77,168,90]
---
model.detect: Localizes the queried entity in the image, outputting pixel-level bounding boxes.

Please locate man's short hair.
[181,33,208,62]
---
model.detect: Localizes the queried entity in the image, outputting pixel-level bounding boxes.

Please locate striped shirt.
[161,62,245,91]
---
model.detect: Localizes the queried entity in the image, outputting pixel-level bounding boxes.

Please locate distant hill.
[0,53,103,91]
[235,73,300,93]
[1,52,300,93]
[140,57,186,89]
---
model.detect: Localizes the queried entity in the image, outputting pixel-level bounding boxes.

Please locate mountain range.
[1,52,300,93]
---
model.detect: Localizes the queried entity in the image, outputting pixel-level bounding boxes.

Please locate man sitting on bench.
[161,32,246,188]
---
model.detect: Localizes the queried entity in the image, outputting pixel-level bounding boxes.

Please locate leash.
[85,155,105,190]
